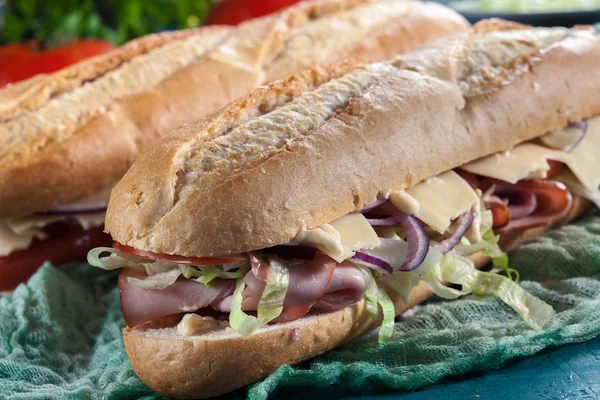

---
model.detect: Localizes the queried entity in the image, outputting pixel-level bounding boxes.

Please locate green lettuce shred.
[377,244,554,331]
[87,247,142,270]
[359,266,396,342]
[426,253,555,330]
[229,259,290,336]
[126,269,182,290]
[380,271,421,306]
[180,265,249,287]
[257,258,290,320]
[360,267,380,320]
[377,286,395,342]
[456,200,513,275]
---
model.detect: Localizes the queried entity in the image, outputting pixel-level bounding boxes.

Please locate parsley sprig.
[1,0,213,46]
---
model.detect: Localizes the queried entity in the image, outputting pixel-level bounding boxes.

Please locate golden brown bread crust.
[106,21,600,257]
[0,29,206,121]
[0,0,468,219]
[123,198,590,399]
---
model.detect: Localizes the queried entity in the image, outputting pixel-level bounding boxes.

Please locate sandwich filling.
[89,116,600,340]
[0,185,114,290]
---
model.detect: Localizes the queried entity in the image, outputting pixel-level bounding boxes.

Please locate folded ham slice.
[313,261,367,311]
[119,269,235,327]
[120,253,367,328]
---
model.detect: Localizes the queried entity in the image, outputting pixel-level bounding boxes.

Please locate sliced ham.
[313,261,366,311]
[118,268,234,327]
[275,252,336,322]
[120,253,368,328]
[213,253,337,320]
[495,180,572,234]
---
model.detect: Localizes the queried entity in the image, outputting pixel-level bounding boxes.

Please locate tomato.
[546,160,564,179]
[0,39,114,88]
[205,0,304,25]
[0,222,112,291]
[113,242,246,265]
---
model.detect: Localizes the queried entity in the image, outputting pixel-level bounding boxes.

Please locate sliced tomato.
[484,195,511,229]
[113,242,246,265]
[546,160,564,179]
[205,0,304,25]
[0,222,112,291]
[0,39,114,88]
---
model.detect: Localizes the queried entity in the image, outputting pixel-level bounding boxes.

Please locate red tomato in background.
[205,0,304,25]
[0,39,114,88]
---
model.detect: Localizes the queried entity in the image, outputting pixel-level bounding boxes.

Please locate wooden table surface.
[352,336,600,400]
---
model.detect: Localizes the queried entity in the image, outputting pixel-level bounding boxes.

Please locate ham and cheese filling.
[0,185,114,291]
[89,117,600,340]
[0,184,113,256]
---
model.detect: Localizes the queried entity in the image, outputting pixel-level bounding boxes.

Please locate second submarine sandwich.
[0,0,468,290]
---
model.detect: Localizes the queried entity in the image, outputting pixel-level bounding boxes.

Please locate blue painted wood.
[350,336,600,400]
[285,337,600,399]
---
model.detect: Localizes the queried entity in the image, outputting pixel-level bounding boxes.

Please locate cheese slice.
[389,170,480,234]
[295,213,380,263]
[564,116,600,194]
[0,213,106,257]
[0,185,112,257]
[461,116,600,198]
[461,143,567,183]
[0,223,45,257]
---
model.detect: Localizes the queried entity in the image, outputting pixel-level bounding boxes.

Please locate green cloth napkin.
[1,210,600,400]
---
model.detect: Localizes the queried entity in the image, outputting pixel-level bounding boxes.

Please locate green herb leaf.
[2,0,213,46]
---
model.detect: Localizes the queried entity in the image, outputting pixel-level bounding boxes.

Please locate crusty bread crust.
[106,21,600,257]
[0,0,468,219]
[0,29,211,121]
[123,198,590,399]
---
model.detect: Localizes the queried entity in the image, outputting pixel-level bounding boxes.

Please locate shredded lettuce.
[257,258,289,320]
[375,242,554,330]
[126,268,182,290]
[377,286,395,342]
[424,253,555,329]
[379,270,420,305]
[87,247,143,270]
[88,247,250,290]
[456,200,509,271]
[229,278,259,336]
[359,266,396,342]
[180,265,248,287]
[360,267,381,320]
[229,259,290,336]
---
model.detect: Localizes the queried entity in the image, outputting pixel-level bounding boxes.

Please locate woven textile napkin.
[1,210,599,399]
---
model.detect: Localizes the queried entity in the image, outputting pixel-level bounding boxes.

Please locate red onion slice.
[493,182,538,220]
[538,120,588,153]
[565,120,588,153]
[434,211,476,254]
[386,205,430,271]
[366,216,400,226]
[360,198,387,213]
[351,252,393,275]
[39,203,108,216]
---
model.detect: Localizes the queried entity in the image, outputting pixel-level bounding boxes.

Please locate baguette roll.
[0,0,468,219]
[106,20,600,256]
[100,20,600,399]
